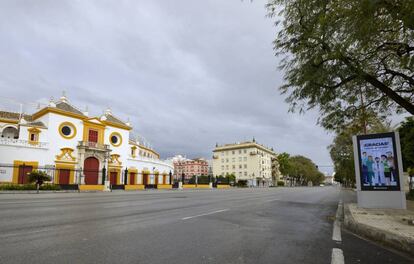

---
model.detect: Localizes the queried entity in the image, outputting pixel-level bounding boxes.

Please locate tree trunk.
[36,183,39,194]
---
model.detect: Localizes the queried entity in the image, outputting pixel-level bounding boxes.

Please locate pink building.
[174,158,208,180]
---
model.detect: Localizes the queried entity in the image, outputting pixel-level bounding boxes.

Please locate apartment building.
[212,139,279,186]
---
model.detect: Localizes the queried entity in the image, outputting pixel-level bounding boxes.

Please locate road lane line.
[265,198,281,202]
[331,248,344,264]
[332,201,343,242]
[181,209,229,220]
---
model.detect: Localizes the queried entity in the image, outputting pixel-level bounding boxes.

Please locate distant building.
[165,155,209,180]
[212,139,279,186]
[325,173,334,185]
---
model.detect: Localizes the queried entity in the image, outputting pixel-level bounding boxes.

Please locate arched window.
[2,127,18,139]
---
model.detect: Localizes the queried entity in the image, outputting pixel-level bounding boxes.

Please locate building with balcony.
[165,155,209,180]
[0,93,173,188]
[212,139,280,186]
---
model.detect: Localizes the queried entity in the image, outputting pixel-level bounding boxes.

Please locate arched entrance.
[84,157,99,185]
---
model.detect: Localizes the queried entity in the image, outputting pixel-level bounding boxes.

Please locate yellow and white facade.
[0,94,173,187]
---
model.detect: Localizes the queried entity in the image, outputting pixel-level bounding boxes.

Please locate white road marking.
[331,248,344,264]
[332,200,343,242]
[266,198,281,202]
[181,209,229,220]
[0,228,55,238]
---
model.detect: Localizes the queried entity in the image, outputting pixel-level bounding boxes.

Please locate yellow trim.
[83,121,105,144]
[217,185,231,189]
[109,154,122,166]
[196,184,211,189]
[55,148,77,162]
[183,184,197,189]
[101,120,132,131]
[125,185,145,191]
[27,127,41,145]
[131,146,137,158]
[79,185,105,191]
[109,132,122,147]
[139,145,160,158]
[31,107,131,130]
[32,107,85,121]
[108,166,121,185]
[0,118,19,124]
[54,163,75,184]
[12,160,39,184]
[58,122,77,139]
[157,184,172,189]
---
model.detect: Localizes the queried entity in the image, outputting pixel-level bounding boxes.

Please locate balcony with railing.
[77,141,111,151]
[0,138,49,149]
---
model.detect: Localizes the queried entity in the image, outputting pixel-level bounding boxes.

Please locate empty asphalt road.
[0,187,412,264]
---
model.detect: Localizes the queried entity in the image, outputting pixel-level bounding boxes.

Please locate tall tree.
[398,117,414,171]
[288,155,325,185]
[277,152,292,176]
[267,0,414,130]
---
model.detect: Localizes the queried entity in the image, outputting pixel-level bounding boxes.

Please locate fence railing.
[0,138,49,148]
[77,141,110,150]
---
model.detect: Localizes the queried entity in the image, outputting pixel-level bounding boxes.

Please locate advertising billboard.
[356,132,401,191]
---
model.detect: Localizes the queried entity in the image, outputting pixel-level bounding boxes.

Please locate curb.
[343,203,414,256]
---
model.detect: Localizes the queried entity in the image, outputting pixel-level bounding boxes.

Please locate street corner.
[343,202,414,256]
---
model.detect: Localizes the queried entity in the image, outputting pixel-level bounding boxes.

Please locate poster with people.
[357,132,401,191]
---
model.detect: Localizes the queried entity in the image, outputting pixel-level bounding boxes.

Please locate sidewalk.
[344,200,414,256]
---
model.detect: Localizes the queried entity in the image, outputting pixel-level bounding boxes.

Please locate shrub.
[407,189,414,201]
[28,170,52,185]
[0,184,60,191]
[236,180,248,187]
[277,181,285,186]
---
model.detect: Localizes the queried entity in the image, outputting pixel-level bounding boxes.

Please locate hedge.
[0,184,61,191]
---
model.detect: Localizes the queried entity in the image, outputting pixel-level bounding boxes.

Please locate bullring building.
[0,94,173,190]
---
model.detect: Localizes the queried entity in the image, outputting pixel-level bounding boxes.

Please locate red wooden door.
[18,165,33,184]
[59,169,70,184]
[130,172,136,185]
[110,172,117,185]
[84,157,99,185]
[143,173,148,185]
[88,130,98,143]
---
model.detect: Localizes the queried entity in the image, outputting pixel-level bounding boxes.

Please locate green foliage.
[277,152,292,176]
[267,0,414,130]
[189,175,211,184]
[0,184,61,191]
[277,180,285,186]
[398,117,414,171]
[407,189,414,201]
[27,170,51,186]
[288,155,325,185]
[236,180,248,187]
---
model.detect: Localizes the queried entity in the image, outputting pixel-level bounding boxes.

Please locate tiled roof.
[55,101,84,116]
[0,111,20,120]
[25,121,46,128]
[105,113,129,127]
[0,111,33,121]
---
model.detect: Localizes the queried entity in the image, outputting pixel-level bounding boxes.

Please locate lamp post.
[124,167,128,186]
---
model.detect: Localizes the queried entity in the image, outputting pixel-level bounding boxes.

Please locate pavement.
[344,199,414,256]
[0,187,413,264]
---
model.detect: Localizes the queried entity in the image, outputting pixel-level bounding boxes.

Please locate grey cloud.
[0,0,334,173]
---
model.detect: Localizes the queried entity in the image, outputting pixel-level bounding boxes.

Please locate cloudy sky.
[0,0,335,172]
